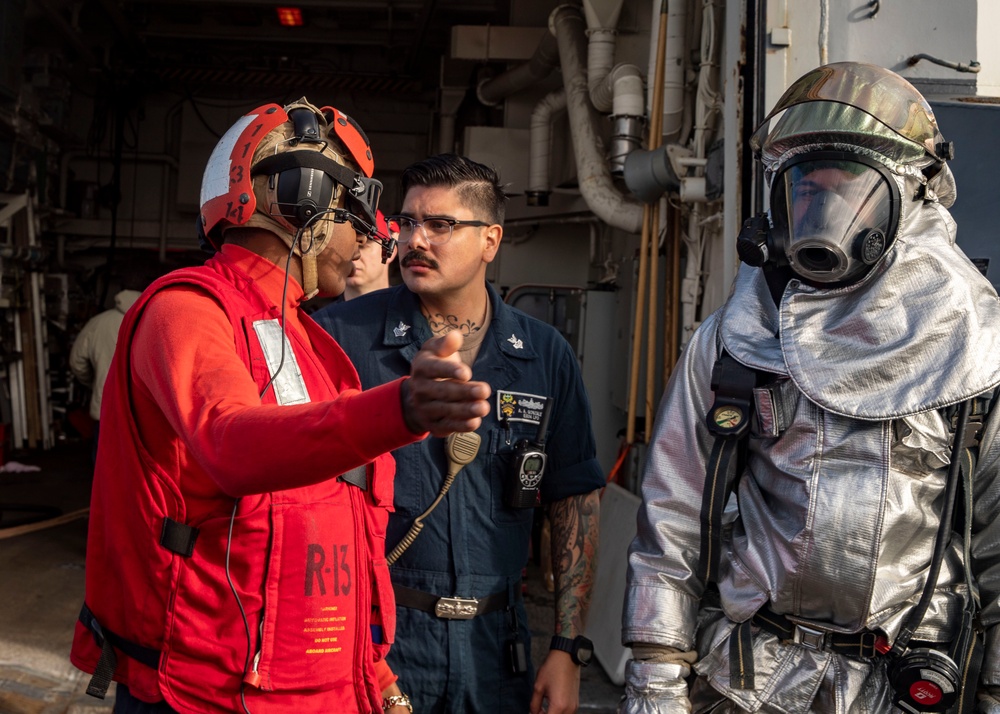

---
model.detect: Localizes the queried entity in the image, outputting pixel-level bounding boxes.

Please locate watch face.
[575,636,594,666]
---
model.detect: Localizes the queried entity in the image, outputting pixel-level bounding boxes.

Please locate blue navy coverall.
[315,282,605,714]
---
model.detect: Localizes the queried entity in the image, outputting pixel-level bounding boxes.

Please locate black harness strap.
[700,352,757,584]
[81,511,197,697]
[79,603,161,698]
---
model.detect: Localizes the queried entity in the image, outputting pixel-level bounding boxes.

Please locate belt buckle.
[792,624,826,651]
[434,596,479,620]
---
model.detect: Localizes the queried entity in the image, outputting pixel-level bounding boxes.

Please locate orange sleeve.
[374,658,398,693]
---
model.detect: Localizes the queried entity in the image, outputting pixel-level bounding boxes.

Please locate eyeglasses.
[385,215,491,245]
[331,208,396,263]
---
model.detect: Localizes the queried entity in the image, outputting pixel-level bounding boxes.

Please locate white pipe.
[606,64,647,174]
[581,0,627,111]
[591,63,645,117]
[719,0,742,304]
[550,4,644,233]
[527,89,568,199]
[587,29,618,112]
[609,64,645,117]
[661,0,688,142]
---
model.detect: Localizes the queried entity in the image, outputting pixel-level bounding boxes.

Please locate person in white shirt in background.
[69,286,142,462]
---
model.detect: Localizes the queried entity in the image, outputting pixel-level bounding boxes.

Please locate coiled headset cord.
[386,432,481,565]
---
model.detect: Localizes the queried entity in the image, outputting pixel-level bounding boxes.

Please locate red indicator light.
[276,7,303,27]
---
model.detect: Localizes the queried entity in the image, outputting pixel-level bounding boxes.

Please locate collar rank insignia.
[507,334,524,350]
[393,321,411,337]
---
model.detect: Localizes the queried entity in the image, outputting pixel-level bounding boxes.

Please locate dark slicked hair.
[400,153,508,225]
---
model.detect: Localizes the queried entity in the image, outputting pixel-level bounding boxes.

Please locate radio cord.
[386,432,481,565]
[228,209,332,714]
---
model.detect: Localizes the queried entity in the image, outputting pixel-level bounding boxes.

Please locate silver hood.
[721,186,1000,419]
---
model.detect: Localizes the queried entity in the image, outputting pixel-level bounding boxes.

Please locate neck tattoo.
[422,299,488,337]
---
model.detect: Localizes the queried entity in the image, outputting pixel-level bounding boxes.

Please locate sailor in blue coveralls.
[315,154,604,714]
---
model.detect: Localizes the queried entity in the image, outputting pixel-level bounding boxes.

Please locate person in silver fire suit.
[620,62,1000,713]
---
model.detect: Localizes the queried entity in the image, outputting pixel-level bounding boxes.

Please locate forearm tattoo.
[549,491,600,637]
[420,308,483,337]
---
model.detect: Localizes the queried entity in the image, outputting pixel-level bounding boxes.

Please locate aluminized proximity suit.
[620,62,1000,714]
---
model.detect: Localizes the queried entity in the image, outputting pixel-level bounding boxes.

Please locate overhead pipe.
[596,64,646,176]
[476,30,561,107]
[581,0,625,110]
[526,89,568,206]
[659,0,687,143]
[581,0,645,177]
[586,28,619,112]
[549,4,643,233]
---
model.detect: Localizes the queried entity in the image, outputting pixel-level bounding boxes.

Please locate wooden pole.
[625,204,652,444]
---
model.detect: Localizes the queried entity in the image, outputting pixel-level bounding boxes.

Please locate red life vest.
[71,254,396,713]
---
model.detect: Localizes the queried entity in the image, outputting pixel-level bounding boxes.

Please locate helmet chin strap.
[299,251,320,301]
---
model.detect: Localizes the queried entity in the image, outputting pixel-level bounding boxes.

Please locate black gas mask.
[738,152,901,285]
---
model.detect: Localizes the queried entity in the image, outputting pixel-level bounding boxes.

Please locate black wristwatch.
[550,635,594,667]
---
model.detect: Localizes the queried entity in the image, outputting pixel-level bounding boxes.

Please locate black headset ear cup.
[273,166,337,229]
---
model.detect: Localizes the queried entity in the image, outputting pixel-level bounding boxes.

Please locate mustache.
[402,251,439,270]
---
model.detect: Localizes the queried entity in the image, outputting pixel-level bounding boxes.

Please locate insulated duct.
[583,0,645,177]
[602,64,646,175]
[476,30,561,106]
[550,4,643,233]
[527,89,567,206]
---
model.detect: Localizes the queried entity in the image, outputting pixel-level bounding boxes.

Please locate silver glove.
[616,659,692,714]
[978,686,1000,714]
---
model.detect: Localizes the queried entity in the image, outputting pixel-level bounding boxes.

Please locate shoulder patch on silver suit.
[252,318,311,405]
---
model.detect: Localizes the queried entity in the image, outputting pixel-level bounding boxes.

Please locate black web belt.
[392,582,520,620]
[751,605,889,659]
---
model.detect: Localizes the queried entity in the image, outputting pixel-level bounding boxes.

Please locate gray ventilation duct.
[623,146,680,203]
[476,31,561,107]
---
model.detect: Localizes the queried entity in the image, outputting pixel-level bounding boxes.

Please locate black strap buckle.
[160,517,199,557]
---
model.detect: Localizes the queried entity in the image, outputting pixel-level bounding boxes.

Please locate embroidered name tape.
[497,391,548,424]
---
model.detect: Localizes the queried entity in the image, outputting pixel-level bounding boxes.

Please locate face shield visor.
[769,152,900,284]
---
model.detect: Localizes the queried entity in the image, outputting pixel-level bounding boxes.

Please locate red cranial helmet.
[198,98,382,296]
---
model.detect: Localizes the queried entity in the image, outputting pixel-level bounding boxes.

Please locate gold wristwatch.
[383,693,413,712]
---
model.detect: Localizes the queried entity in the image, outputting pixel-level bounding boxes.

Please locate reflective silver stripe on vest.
[252,318,311,405]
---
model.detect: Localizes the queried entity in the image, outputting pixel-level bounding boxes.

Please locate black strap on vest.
[338,465,368,491]
[159,517,199,557]
[79,603,161,699]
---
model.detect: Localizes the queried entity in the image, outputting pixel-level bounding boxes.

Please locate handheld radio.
[504,398,553,509]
